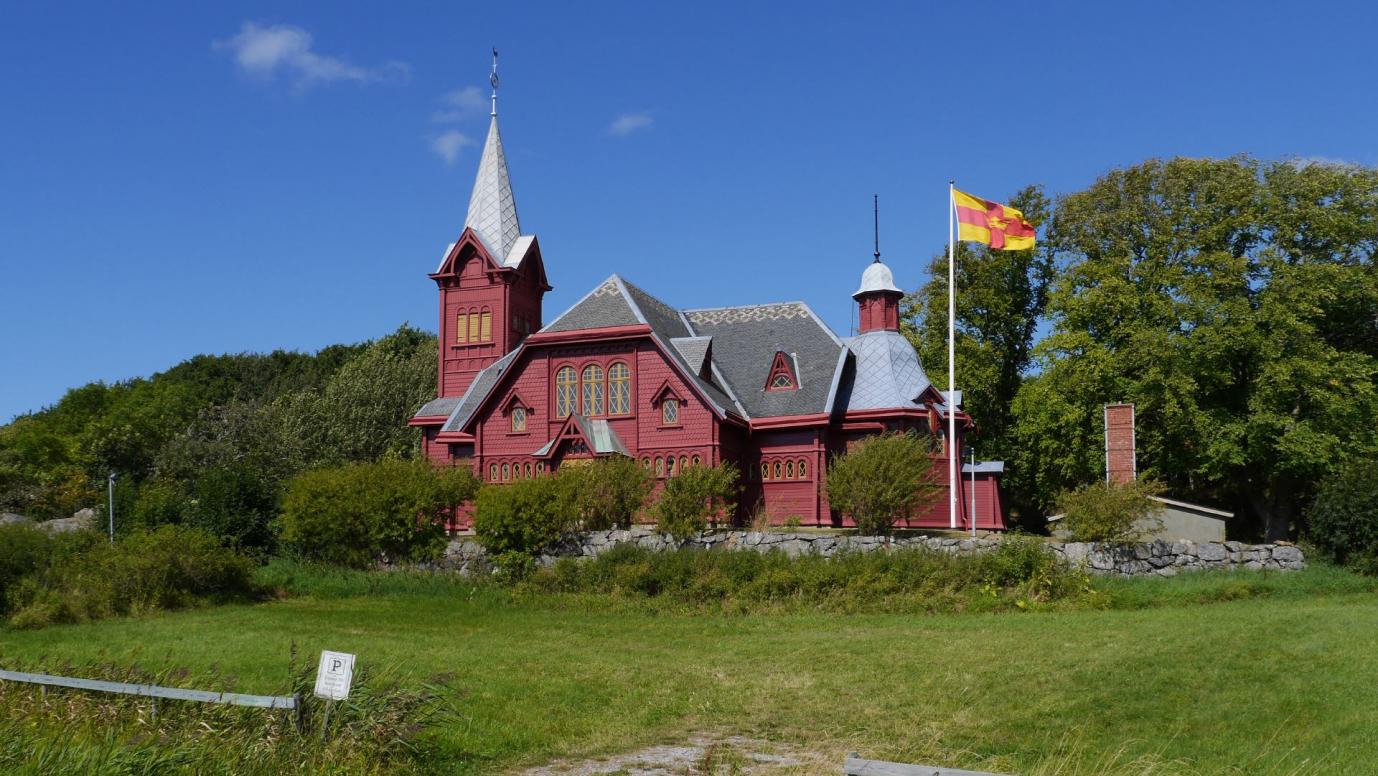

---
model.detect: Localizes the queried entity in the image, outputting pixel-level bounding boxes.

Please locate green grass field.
[3,564,1377,774]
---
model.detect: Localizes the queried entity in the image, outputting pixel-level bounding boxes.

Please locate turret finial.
[873,194,881,263]
[490,48,499,117]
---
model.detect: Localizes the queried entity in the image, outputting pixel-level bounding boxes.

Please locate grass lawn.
[3,565,1377,774]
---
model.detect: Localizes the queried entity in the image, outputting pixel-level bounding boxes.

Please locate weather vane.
[490,48,499,117]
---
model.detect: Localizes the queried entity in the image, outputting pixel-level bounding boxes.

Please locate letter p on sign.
[314,650,356,700]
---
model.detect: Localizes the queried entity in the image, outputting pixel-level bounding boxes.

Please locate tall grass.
[0,649,457,775]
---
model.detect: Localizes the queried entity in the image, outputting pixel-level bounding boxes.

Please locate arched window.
[556,367,577,417]
[785,460,795,479]
[582,364,604,416]
[468,309,480,343]
[501,463,510,481]
[661,398,679,426]
[489,463,498,481]
[666,456,676,476]
[456,312,468,343]
[608,363,631,415]
[536,462,546,474]
[479,308,492,341]
[655,457,664,476]
[679,455,688,473]
[524,462,533,478]
[760,462,770,481]
[773,461,783,480]
[642,457,651,469]
[511,407,527,432]
[798,459,808,480]
[692,455,701,466]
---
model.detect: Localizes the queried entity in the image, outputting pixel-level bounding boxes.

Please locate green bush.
[559,456,654,530]
[526,539,1096,613]
[653,463,739,541]
[278,458,478,568]
[7,525,256,628]
[473,475,572,571]
[1055,479,1164,542]
[1309,459,1378,571]
[826,432,941,535]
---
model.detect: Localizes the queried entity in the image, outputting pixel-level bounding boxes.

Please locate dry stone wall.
[439,527,1305,577]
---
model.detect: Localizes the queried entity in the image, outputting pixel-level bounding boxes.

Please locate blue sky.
[1,1,1374,422]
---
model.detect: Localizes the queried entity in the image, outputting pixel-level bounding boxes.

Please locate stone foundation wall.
[439,527,1305,577]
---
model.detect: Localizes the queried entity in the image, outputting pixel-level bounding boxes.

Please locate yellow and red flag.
[953,189,1036,251]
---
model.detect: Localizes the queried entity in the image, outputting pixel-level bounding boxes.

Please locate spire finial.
[490,47,499,117]
[873,194,881,263]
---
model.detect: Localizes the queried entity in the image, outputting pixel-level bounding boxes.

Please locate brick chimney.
[1104,403,1136,485]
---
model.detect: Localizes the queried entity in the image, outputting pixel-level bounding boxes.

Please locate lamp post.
[107,473,118,543]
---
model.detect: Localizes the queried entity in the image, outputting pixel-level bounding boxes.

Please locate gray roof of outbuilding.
[684,302,845,419]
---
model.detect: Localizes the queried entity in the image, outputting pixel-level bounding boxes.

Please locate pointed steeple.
[464,49,521,262]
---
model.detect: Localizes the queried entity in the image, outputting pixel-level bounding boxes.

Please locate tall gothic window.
[456,312,468,343]
[556,367,577,417]
[582,364,604,416]
[479,309,492,341]
[468,311,480,343]
[608,362,631,415]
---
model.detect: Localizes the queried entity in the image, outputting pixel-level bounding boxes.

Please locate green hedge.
[278,458,478,568]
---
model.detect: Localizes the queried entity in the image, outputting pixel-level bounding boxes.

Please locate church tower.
[428,51,550,399]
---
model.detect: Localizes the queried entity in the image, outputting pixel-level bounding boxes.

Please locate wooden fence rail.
[845,754,1013,776]
[0,669,301,727]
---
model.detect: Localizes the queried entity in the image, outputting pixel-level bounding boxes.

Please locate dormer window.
[511,407,527,432]
[661,398,679,426]
[765,351,798,391]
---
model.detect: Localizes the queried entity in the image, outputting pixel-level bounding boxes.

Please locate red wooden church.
[410,87,1007,531]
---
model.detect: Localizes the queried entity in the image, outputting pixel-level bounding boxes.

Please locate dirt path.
[519,733,836,776]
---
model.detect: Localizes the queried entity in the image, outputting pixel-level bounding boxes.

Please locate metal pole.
[970,447,977,538]
[947,182,957,530]
[107,473,117,543]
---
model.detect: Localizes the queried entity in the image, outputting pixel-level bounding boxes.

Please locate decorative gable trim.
[764,351,800,392]
[650,379,685,407]
[432,227,501,278]
[499,391,534,416]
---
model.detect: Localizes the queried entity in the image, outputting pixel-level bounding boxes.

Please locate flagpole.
[947,181,957,530]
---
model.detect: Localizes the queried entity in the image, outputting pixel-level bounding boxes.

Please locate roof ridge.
[682,300,808,313]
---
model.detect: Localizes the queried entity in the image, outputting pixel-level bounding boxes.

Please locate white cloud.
[431,130,476,165]
[432,86,488,123]
[215,22,408,88]
[608,113,654,137]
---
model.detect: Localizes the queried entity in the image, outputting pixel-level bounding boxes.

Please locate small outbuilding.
[1049,403,1233,542]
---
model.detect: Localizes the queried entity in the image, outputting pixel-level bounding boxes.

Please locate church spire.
[464,48,521,262]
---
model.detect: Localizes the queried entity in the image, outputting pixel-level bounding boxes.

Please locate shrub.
[1056,479,1164,542]
[558,456,654,530]
[473,475,572,573]
[0,523,56,609]
[1309,459,1378,571]
[7,525,256,628]
[278,458,478,568]
[826,432,941,535]
[653,463,739,541]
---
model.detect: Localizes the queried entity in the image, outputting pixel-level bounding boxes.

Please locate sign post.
[314,650,355,741]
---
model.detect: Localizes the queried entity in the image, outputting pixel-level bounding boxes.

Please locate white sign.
[314,651,355,701]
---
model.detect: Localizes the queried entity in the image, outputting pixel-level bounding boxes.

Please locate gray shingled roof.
[684,302,845,418]
[464,115,521,262]
[414,395,462,419]
[440,350,521,433]
[543,277,641,333]
[670,336,712,376]
[837,331,932,411]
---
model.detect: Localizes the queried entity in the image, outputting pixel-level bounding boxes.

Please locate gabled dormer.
[764,351,799,392]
